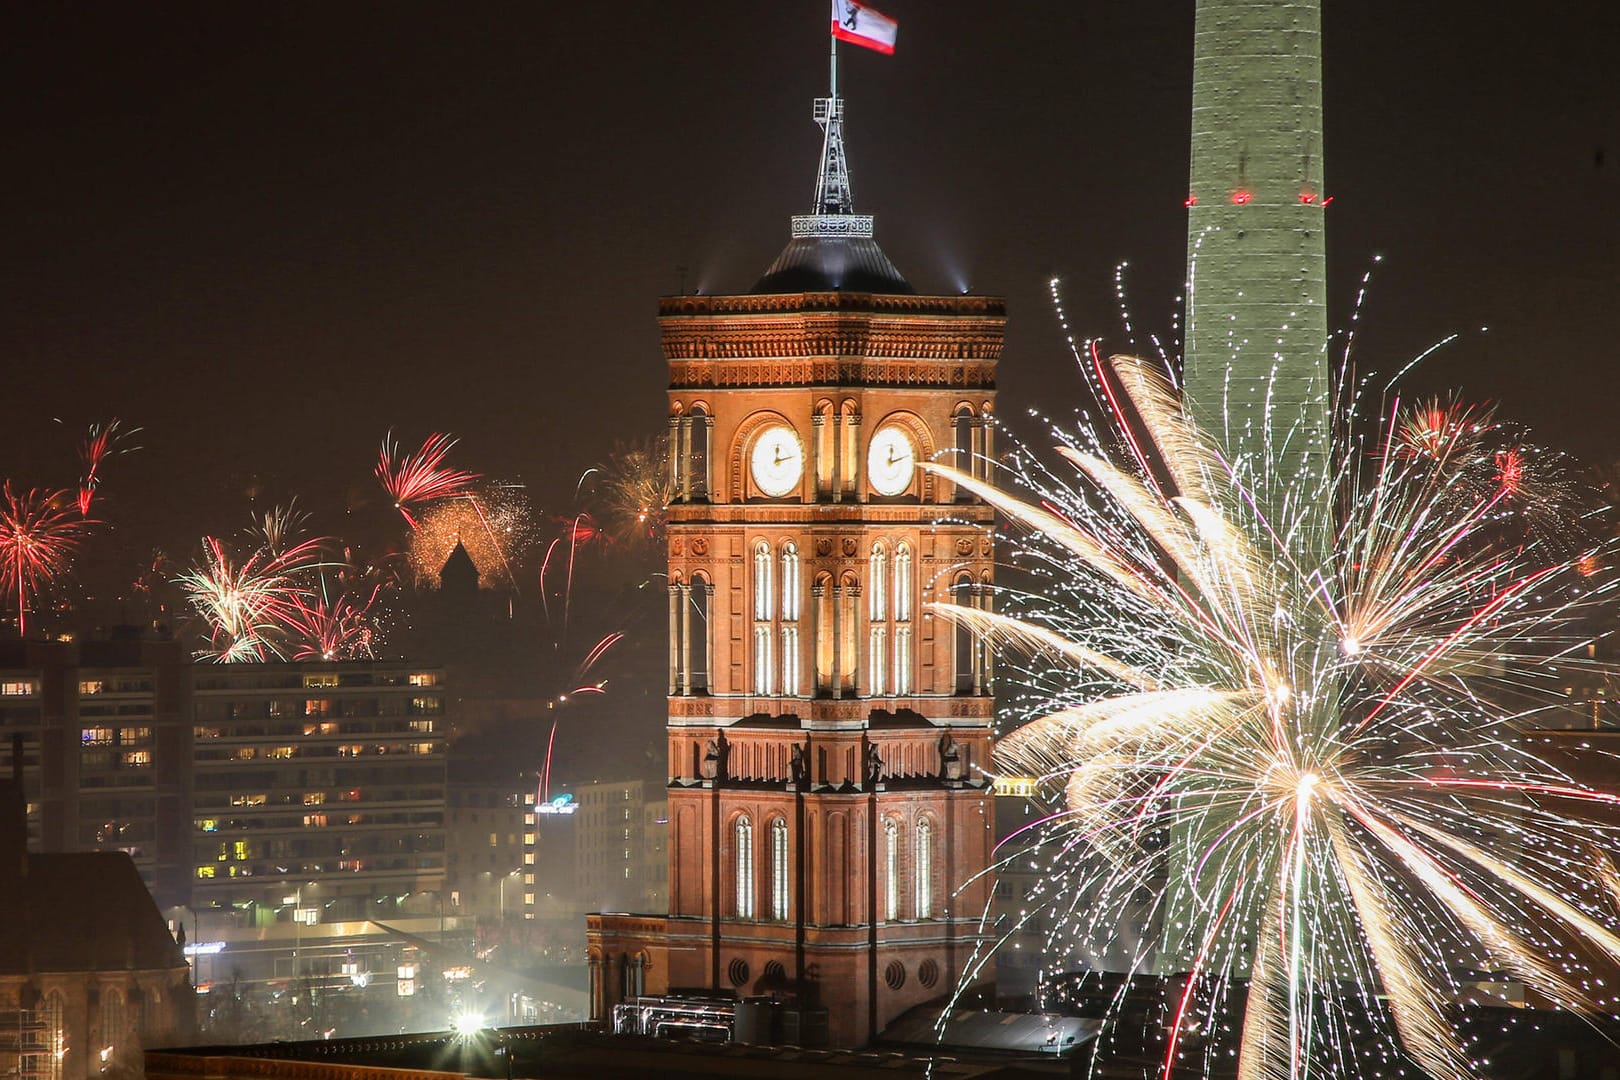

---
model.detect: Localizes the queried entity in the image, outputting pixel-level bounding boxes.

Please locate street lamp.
[497,868,521,922]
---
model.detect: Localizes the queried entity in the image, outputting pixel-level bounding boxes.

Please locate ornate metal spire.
[793,38,874,240]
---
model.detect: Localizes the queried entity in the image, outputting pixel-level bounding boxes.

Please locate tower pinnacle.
[754,35,910,294]
[795,38,873,240]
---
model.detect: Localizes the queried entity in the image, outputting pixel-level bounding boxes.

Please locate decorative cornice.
[665,696,994,722]
[668,357,997,389]
[667,504,996,526]
[660,292,1005,318]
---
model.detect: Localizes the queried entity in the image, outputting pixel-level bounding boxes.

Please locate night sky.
[3,2,1617,600]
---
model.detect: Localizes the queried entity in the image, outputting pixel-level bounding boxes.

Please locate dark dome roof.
[752,235,913,295]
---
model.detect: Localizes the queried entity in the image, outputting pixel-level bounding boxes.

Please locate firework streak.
[0,484,89,637]
[939,354,1620,1079]
[376,431,479,529]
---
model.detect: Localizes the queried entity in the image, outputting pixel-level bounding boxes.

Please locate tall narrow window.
[869,544,887,622]
[915,818,934,918]
[814,574,834,694]
[953,574,976,694]
[689,405,710,499]
[884,819,900,922]
[735,815,755,918]
[40,991,65,1080]
[100,990,125,1053]
[869,628,887,696]
[894,543,913,694]
[688,579,710,694]
[753,542,773,694]
[869,543,888,695]
[953,405,976,497]
[753,541,773,620]
[769,817,790,920]
[781,543,800,694]
[753,627,772,695]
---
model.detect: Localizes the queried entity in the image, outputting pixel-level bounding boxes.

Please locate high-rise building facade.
[0,644,460,996]
[590,62,1001,1045]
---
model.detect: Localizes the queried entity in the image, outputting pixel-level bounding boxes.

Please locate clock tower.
[589,57,1003,1048]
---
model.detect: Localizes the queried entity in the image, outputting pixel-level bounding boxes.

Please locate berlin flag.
[832,0,898,55]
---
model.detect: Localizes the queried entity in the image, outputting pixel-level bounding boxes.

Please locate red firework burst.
[76,419,141,516]
[0,483,90,637]
[375,432,480,529]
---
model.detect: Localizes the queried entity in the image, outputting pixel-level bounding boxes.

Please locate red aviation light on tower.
[1230,190,1252,204]
[1184,195,1198,207]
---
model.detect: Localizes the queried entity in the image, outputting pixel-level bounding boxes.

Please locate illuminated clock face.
[749,424,803,497]
[867,426,917,496]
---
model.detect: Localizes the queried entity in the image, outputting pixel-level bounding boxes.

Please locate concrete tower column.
[1183,0,1331,538]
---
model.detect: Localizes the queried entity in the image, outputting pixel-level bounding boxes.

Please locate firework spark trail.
[76,419,141,516]
[284,566,387,661]
[176,526,337,662]
[375,431,480,529]
[0,484,89,637]
[939,353,1620,1079]
[407,484,534,588]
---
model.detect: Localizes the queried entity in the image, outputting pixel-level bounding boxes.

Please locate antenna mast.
[797,36,872,238]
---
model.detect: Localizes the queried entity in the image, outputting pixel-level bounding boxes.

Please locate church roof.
[752,234,913,296]
[439,540,480,587]
[0,851,187,975]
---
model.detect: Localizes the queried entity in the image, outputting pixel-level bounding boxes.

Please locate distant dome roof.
[752,234,913,295]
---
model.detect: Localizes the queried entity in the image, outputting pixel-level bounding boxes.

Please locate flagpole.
[829,30,838,101]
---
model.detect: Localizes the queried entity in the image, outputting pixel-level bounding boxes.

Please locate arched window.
[814,573,834,694]
[780,543,800,695]
[869,544,887,622]
[753,541,773,621]
[100,989,125,1057]
[753,542,773,694]
[893,543,913,695]
[735,814,755,918]
[688,405,710,500]
[769,817,790,920]
[953,405,976,499]
[868,543,888,696]
[687,577,711,694]
[884,818,900,922]
[915,818,934,918]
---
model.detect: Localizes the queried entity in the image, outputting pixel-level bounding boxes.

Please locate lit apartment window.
[81,728,115,746]
[121,750,151,768]
[303,673,340,688]
[1,681,35,696]
[79,680,104,695]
